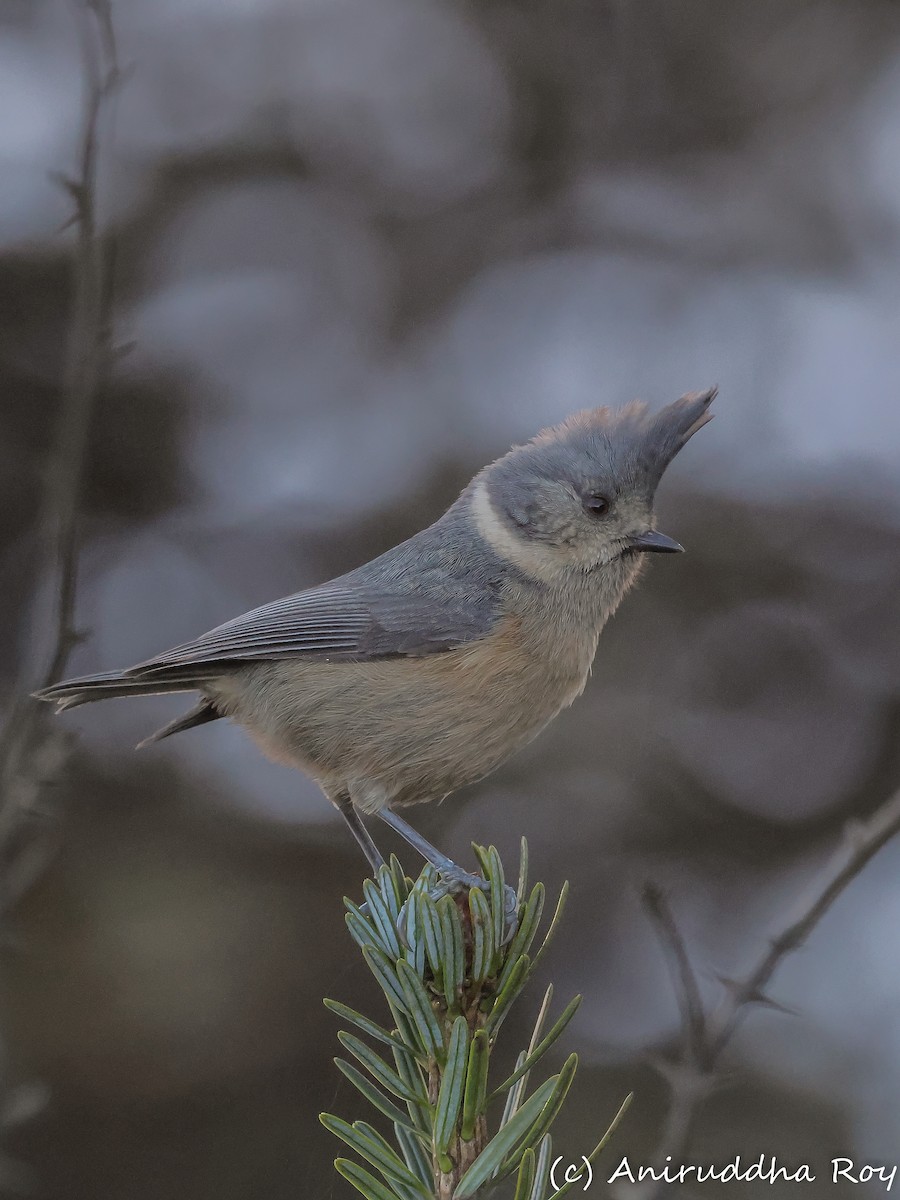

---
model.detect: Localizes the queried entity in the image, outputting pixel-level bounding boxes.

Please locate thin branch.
[45,0,120,692]
[632,787,900,1200]
[0,0,120,878]
[642,883,706,1064]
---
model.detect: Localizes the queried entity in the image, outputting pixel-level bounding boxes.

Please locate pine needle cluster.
[321,841,630,1199]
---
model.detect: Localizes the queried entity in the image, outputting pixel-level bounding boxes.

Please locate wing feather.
[126,578,496,677]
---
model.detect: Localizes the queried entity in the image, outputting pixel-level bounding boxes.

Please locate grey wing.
[126,579,499,678]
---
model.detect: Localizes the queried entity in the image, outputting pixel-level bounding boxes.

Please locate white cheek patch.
[469,479,575,585]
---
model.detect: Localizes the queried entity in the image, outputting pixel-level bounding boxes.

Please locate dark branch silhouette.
[632,787,900,1200]
[0,0,120,905]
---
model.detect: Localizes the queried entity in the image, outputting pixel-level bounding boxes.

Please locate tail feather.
[34,669,199,711]
[37,662,229,705]
[136,700,222,749]
[34,669,225,747]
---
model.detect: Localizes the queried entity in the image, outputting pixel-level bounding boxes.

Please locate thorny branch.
[46,0,120,691]
[632,787,900,1200]
[0,0,121,903]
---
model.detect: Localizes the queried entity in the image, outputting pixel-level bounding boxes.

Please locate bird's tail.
[34,669,197,712]
[34,670,223,748]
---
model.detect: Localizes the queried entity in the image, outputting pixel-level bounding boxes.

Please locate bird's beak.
[627,530,684,554]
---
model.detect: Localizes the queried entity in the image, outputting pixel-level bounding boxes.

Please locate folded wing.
[126,578,498,679]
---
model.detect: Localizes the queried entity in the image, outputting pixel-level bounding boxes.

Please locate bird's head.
[471,387,716,583]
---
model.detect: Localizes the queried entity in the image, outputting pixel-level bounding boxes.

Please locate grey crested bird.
[36,387,716,891]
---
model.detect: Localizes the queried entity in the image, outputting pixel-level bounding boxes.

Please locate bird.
[36,387,715,890]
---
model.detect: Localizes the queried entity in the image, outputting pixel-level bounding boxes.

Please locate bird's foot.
[373,809,519,945]
[427,870,519,947]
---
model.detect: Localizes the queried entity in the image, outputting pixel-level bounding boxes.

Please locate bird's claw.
[501,883,519,944]
[427,873,520,946]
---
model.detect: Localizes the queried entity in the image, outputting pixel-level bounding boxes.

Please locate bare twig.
[0,0,120,885]
[643,883,705,1064]
[633,788,900,1200]
[44,0,120,692]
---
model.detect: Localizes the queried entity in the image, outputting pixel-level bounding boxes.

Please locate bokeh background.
[2,0,900,1196]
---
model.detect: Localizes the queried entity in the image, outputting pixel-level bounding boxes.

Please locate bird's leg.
[378,808,518,943]
[377,807,482,888]
[334,792,386,875]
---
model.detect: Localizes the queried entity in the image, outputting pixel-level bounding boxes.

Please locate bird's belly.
[210,616,594,812]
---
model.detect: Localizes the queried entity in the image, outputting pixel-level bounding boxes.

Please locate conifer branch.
[323,843,631,1199]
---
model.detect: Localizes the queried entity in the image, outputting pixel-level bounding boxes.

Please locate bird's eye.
[583,492,610,517]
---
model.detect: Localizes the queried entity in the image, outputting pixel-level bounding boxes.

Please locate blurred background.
[2,0,900,1195]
